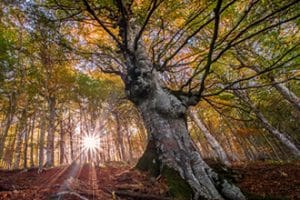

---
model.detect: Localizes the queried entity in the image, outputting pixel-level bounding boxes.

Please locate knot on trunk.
[125,67,154,103]
[154,89,186,118]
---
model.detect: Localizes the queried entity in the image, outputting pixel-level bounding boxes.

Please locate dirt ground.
[0,161,299,200]
[233,161,300,200]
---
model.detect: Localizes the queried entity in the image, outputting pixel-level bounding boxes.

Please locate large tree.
[31,0,300,199]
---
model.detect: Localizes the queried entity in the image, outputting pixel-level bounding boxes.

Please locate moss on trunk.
[135,141,161,177]
[163,167,193,200]
[136,141,193,200]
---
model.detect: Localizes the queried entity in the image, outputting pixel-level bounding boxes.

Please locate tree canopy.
[0,0,299,199]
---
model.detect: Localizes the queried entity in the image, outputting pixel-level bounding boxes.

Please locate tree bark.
[5,125,18,169]
[23,118,30,169]
[255,109,300,156]
[68,112,75,161]
[69,130,74,161]
[125,125,133,162]
[13,128,23,170]
[189,109,231,166]
[39,112,46,170]
[112,111,126,161]
[30,115,36,168]
[121,35,245,198]
[0,92,17,159]
[46,96,56,167]
[106,131,111,162]
[272,82,300,111]
[135,89,244,200]
[14,110,27,170]
[60,120,66,165]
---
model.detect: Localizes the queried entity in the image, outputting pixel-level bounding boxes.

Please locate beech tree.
[1,0,299,199]
[32,0,300,199]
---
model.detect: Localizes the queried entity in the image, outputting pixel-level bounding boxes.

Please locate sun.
[82,135,100,151]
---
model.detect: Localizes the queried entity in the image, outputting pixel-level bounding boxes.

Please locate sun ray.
[81,135,101,164]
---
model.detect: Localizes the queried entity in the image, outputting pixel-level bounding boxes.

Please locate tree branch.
[212,0,300,63]
[134,0,162,50]
[82,0,123,49]
[160,0,236,70]
[202,52,300,97]
[197,0,223,97]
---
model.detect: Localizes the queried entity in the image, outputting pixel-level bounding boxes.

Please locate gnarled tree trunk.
[125,47,245,200]
[134,86,244,200]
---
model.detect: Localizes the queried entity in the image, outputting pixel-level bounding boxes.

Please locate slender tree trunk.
[251,65,300,111]
[14,129,24,169]
[60,120,66,165]
[69,131,74,161]
[235,91,300,157]
[136,117,147,147]
[14,109,28,169]
[39,113,46,170]
[273,83,300,111]
[222,118,247,161]
[261,131,281,160]
[191,123,208,158]
[255,109,300,156]
[30,115,36,168]
[106,132,111,162]
[189,109,231,166]
[67,112,74,161]
[35,131,39,166]
[112,112,126,161]
[13,129,23,170]
[6,125,18,169]
[125,126,133,162]
[23,118,30,169]
[79,106,83,164]
[46,96,56,167]
[0,92,17,159]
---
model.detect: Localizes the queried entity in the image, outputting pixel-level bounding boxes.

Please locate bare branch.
[232,14,300,46]
[216,0,259,47]
[156,1,214,61]
[160,0,236,70]
[82,0,123,48]
[213,0,300,63]
[197,0,223,97]
[134,0,163,50]
[202,51,300,97]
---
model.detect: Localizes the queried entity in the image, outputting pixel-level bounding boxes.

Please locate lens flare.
[82,135,100,151]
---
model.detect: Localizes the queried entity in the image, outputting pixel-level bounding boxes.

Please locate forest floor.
[0,160,299,200]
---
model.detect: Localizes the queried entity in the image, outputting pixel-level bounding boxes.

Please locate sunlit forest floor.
[0,161,299,200]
